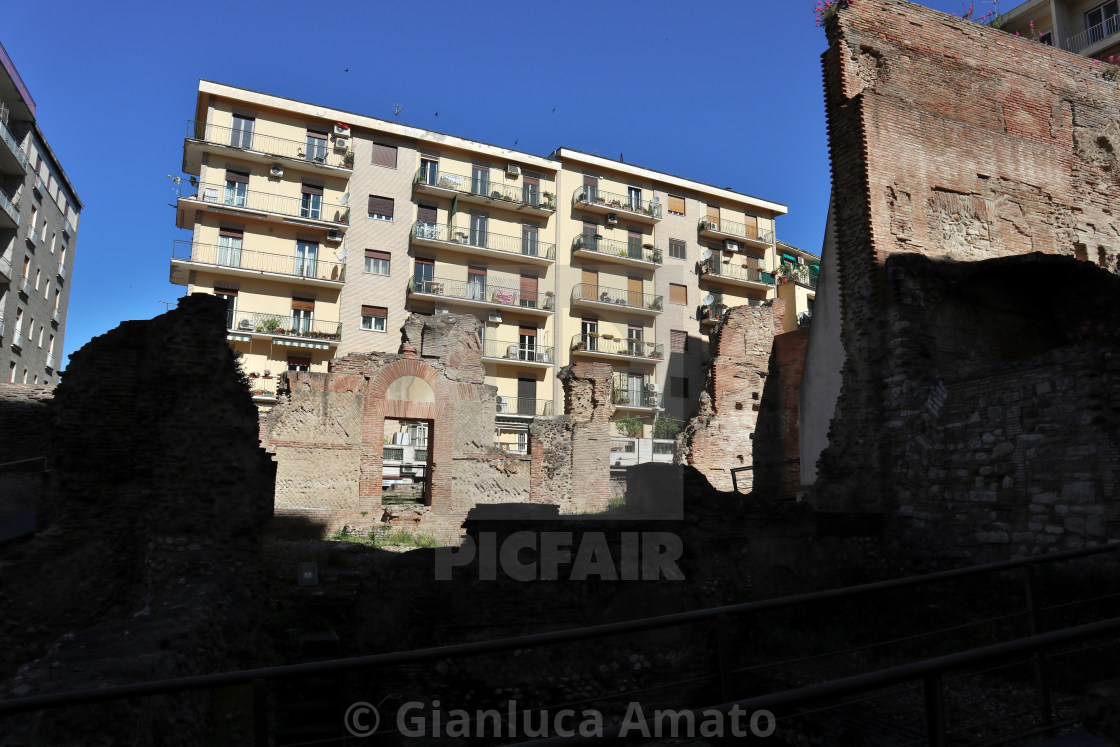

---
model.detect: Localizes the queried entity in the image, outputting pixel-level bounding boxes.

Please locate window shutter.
[365,249,390,261]
[370,143,398,168]
[306,129,327,141]
[288,356,311,367]
[225,170,249,184]
[368,195,394,218]
[301,183,324,196]
[671,330,687,352]
[416,204,438,223]
[669,283,687,305]
[362,305,387,316]
[214,287,238,297]
[519,325,537,337]
[668,194,686,214]
[219,227,243,238]
[291,297,315,312]
[520,273,538,299]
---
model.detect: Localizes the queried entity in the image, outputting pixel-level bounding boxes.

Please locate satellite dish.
[702,294,715,306]
[339,192,350,206]
[700,248,712,261]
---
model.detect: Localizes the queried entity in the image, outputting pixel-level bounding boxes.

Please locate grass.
[326,526,439,548]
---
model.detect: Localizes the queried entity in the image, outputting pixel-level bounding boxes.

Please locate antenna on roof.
[393,103,405,120]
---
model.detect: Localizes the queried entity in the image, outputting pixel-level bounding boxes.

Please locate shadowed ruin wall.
[0,384,53,522]
[816,0,1120,516]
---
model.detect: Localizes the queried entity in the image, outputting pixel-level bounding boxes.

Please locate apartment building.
[998,0,1120,57]
[171,81,793,444]
[773,240,819,334]
[0,41,81,387]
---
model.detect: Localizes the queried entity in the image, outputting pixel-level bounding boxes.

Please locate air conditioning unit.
[435,306,449,315]
[269,164,284,178]
[506,164,521,177]
[326,229,342,242]
[606,213,619,225]
[646,382,659,393]
[496,395,509,412]
[506,344,518,359]
[239,319,255,331]
[488,311,502,323]
[724,240,739,252]
[334,137,350,150]
[333,124,350,136]
[703,220,718,231]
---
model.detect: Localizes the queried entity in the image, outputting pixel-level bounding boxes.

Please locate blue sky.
[4,0,988,362]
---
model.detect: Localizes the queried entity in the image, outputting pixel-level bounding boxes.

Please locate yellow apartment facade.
[998,0,1120,58]
[171,81,793,446]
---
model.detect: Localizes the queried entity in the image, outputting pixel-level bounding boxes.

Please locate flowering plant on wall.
[814,0,852,27]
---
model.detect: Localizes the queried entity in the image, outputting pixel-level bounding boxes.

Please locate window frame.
[668,239,687,260]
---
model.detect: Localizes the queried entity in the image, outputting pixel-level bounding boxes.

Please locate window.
[8,362,14,384]
[519,325,538,361]
[218,227,243,267]
[469,212,488,247]
[416,204,438,236]
[370,143,397,168]
[627,324,644,356]
[522,174,540,206]
[291,297,315,333]
[295,241,318,277]
[40,219,48,243]
[669,239,687,260]
[522,223,539,257]
[368,195,394,221]
[667,194,686,215]
[671,329,688,352]
[1086,1,1119,45]
[364,249,390,275]
[627,186,642,210]
[230,115,255,148]
[467,266,487,301]
[21,256,29,281]
[305,130,328,163]
[413,258,435,291]
[419,157,439,185]
[671,376,690,399]
[669,283,687,305]
[1038,31,1053,45]
[361,305,388,332]
[29,206,37,239]
[34,269,40,291]
[49,233,56,254]
[224,170,249,207]
[580,318,598,351]
[287,356,312,373]
[520,272,538,308]
[53,289,60,312]
[471,165,490,196]
[300,183,323,220]
[214,288,237,328]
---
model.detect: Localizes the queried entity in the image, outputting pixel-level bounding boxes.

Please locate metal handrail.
[572,234,661,264]
[570,333,664,360]
[699,216,774,243]
[1,542,1115,718]
[0,189,19,224]
[186,120,353,169]
[411,221,556,260]
[413,168,556,210]
[495,396,553,417]
[572,186,662,219]
[481,338,555,364]
[611,387,662,408]
[570,283,663,312]
[409,276,556,310]
[1066,13,1120,52]
[0,118,28,170]
[701,257,772,284]
[227,309,342,341]
[172,240,345,283]
[245,374,277,398]
[0,254,11,279]
[178,180,348,225]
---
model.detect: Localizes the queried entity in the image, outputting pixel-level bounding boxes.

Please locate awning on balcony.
[272,338,331,350]
[227,333,252,342]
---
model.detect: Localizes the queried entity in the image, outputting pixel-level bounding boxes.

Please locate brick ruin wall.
[0,384,54,520]
[813,0,1120,559]
[263,315,614,542]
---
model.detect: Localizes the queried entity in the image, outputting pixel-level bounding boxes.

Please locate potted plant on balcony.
[343,151,355,168]
[262,370,273,379]
[600,291,612,303]
[490,190,502,200]
[651,248,662,263]
[601,333,615,340]
[572,339,586,351]
[649,297,663,311]
[541,192,554,208]
[248,371,260,379]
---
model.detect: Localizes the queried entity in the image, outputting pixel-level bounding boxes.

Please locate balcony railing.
[57,263,66,281]
[570,283,663,312]
[570,334,664,360]
[701,258,773,284]
[51,307,61,324]
[19,278,31,296]
[0,119,28,171]
[482,338,555,364]
[572,186,662,219]
[228,310,342,342]
[172,240,346,283]
[0,254,10,280]
[408,276,556,311]
[0,190,19,226]
[12,331,23,348]
[1066,14,1120,52]
[611,387,662,409]
[179,181,349,225]
[775,264,817,288]
[244,374,278,398]
[0,318,5,339]
[496,397,553,417]
[414,168,556,211]
[411,222,556,261]
[698,217,774,244]
[493,441,528,455]
[45,353,55,370]
[572,235,661,265]
[187,121,353,169]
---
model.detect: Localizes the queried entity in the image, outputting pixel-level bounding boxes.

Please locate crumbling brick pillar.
[679,301,786,493]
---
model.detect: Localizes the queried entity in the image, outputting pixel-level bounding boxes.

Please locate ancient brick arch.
[360,358,456,509]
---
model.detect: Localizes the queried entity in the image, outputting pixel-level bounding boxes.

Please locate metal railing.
[611,386,662,408]
[482,338,554,364]
[775,264,817,288]
[0,254,11,279]
[0,118,28,170]
[12,330,23,348]
[496,396,553,417]
[227,310,342,342]
[1066,13,1120,52]
[45,353,55,370]
[0,189,19,225]
[0,318,5,338]
[0,40,35,116]
[699,216,774,243]
[245,374,278,398]
[51,308,61,324]
[570,333,664,360]
[700,303,728,322]
[172,240,345,283]
[572,186,662,219]
[411,221,556,260]
[178,181,349,224]
[571,234,661,264]
[56,263,65,281]
[414,168,556,210]
[186,120,353,169]
[18,278,30,297]
[701,257,773,284]
[409,276,556,310]
[570,283,663,312]
[494,441,528,454]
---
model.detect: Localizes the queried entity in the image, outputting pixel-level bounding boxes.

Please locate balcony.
[245,373,279,401]
[11,330,23,349]
[407,276,555,317]
[571,235,661,268]
[698,217,773,250]
[775,264,818,289]
[700,257,774,292]
[481,339,555,367]
[570,334,664,364]
[0,118,28,174]
[170,240,346,288]
[51,307,60,325]
[569,283,663,316]
[56,263,66,281]
[1066,14,1120,53]
[45,353,55,371]
[183,120,353,174]
[699,303,728,327]
[18,277,30,297]
[0,254,10,282]
[571,187,661,224]
[611,387,663,410]
[0,190,18,229]
[226,310,342,349]
[410,222,555,266]
[0,318,5,339]
[495,396,553,418]
[413,168,556,217]
[176,180,349,231]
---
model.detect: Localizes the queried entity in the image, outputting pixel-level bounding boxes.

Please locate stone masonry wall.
[753,327,810,499]
[0,384,54,520]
